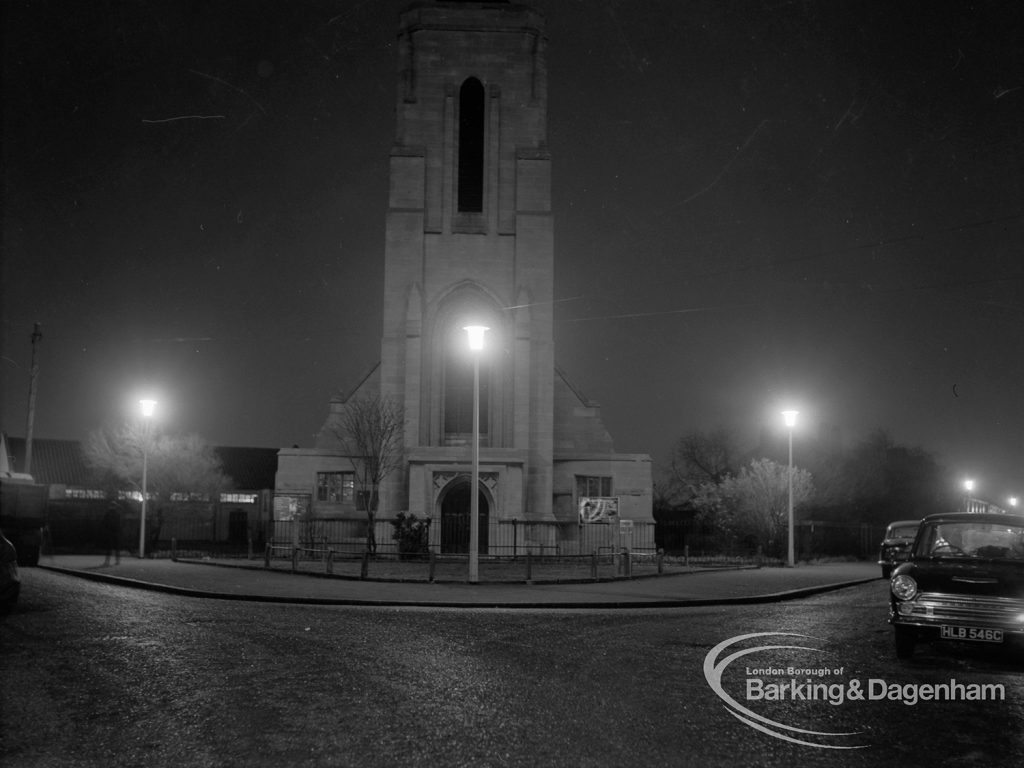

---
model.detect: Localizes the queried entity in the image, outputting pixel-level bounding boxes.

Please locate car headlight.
[892,574,918,601]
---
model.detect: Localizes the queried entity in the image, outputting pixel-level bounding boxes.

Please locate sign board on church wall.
[578,496,619,524]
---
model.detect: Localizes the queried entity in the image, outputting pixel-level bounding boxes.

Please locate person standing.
[102,501,121,566]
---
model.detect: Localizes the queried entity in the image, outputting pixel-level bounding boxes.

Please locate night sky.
[2,1,1022,503]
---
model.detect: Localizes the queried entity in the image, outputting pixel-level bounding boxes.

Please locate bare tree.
[668,427,739,501]
[330,394,405,554]
[83,421,229,552]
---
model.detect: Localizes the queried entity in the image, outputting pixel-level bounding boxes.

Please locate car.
[0,528,21,612]
[889,511,1024,659]
[878,519,921,578]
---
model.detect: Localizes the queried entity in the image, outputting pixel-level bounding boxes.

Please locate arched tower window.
[457,78,485,213]
[443,336,489,445]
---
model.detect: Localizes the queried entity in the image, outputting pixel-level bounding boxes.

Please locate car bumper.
[890,592,1024,636]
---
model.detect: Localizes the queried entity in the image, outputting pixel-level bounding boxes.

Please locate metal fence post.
[622,547,631,578]
[171,538,177,561]
[657,548,664,574]
[360,551,369,580]
[291,547,298,573]
[525,550,532,583]
[264,542,271,569]
[591,550,598,580]
[247,536,253,561]
[684,544,690,568]
[428,546,436,583]
[327,549,334,575]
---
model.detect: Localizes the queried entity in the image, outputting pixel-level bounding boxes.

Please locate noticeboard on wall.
[273,493,310,522]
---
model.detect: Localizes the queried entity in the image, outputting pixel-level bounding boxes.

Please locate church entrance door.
[439,481,489,554]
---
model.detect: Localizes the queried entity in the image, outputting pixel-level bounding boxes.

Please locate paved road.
[3,568,1022,768]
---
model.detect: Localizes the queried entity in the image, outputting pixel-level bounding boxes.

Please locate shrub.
[391,512,430,560]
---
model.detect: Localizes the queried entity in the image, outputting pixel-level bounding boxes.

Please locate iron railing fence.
[225,542,748,582]
[40,503,885,565]
[265,517,664,558]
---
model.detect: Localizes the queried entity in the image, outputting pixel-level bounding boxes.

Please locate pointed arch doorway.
[439,480,489,554]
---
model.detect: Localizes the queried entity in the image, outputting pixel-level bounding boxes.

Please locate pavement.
[35,554,883,609]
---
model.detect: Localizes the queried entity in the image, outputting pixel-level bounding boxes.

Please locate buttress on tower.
[276,1,652,554]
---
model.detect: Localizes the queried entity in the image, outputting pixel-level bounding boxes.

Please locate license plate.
[940,626,1003,643]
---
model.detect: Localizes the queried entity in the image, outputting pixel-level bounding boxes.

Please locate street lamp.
[138,398,157,558]
[1008,496,1018,509]
[782,410,799,567]
[963,479,975,514]
[464,325,488,584]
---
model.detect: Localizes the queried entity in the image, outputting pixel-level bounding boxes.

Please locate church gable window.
[457,77,485,213]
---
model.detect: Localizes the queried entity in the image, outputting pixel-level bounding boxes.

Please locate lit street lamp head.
[782,409,798,428]
[964,479,975,493]
[463,325,489,352]
[140,399,157,418]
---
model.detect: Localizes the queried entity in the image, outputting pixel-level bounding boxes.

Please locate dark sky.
[3,1,1022,503]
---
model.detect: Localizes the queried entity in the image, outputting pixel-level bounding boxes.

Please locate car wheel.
[895,626,915,659]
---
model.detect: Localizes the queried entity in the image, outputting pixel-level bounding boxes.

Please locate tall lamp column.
[464,325,488,584]
[782,410,799,568]
[138,399,157,558]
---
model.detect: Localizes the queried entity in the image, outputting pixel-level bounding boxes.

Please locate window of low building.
[576,475,612,499]
[220,493,258,504]
[317,471,355,503]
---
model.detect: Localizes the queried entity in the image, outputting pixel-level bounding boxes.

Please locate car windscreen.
[914,522,1024,560]
[889,524,919,539]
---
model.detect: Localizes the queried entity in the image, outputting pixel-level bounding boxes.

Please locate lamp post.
[963,479,975,514]
[138,398,157,558]
[464,325,488,583]
[782,410,798,567]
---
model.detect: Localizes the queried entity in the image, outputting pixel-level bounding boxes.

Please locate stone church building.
[275,1,652,554]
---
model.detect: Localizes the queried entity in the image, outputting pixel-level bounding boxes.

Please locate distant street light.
[963,479,975,514]
[782,410,799,568]
[1009,496,1018,509]
[464,325,488,584]
[138,398,157,558]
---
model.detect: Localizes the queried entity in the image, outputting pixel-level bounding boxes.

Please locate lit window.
[66,489,105,499]
[220,493,258,504]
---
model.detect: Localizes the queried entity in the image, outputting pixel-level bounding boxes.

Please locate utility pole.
[24,323,42,475]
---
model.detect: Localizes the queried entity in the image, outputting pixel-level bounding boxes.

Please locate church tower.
[381,0,555,536]
[276,1,651,555]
